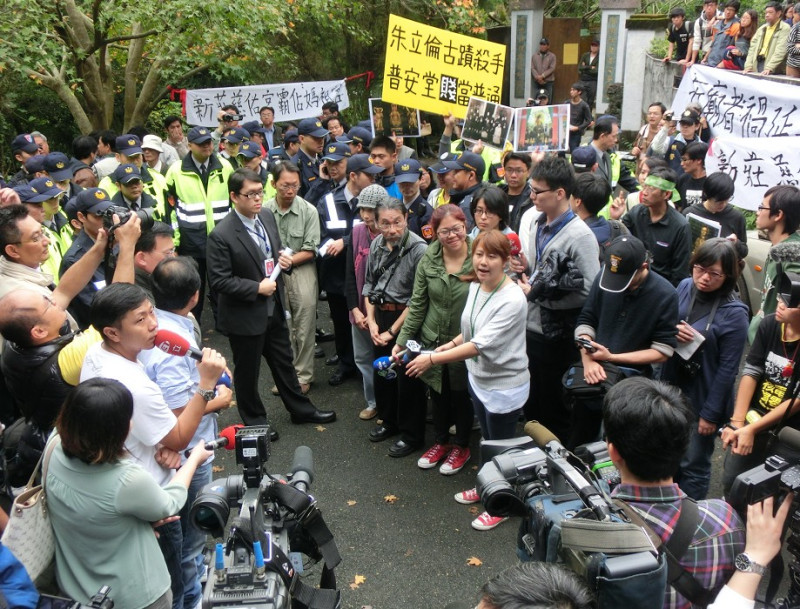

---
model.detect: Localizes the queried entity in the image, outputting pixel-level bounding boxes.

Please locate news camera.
[189,426,341,609]
[727,427,800,609]
[100,205,156,233]
[476,422,666,609]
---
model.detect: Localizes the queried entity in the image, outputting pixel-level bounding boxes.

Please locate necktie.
[254,220,269,257]
[199,163,207,178]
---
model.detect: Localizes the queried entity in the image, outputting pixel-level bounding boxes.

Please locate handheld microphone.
[289,446,314,493]
[184,424,242,457]
[506,232,522,256]
[155,329,202,361]
[155,329,231,387]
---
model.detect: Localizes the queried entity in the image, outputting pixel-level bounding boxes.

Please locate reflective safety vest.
[98,169,169,220]
[598,152,624,220]
[165,155,233,236]
[41,224,63,284]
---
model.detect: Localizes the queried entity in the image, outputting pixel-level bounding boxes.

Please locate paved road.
[201,311,519,609]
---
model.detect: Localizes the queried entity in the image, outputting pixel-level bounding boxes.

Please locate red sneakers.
[454,487,481,504]
[471,511,508,531]
[439,446,470,475]
[417,443,451,469]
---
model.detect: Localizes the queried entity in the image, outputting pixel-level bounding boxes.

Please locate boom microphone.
[523,420,560,449]
[290,445,315,493]
[778,427,800,453]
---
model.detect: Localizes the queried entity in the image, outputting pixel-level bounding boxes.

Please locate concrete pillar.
[596,0,640,114]
[509,0,546,107]
[621,17,666,131]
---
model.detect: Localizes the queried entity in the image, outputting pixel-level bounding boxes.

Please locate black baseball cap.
[73,188,114,215]
[187,127,213,144]
[112,163,143,184]
[394,159,423,183]
[43,152,74,181]
[321,142,352,162]
[297,118,328,138]
[599,236,648,292]
[115,134,143,156]
[442,151,486,179]
[12,134,38,154]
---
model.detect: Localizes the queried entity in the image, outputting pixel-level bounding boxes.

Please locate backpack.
[598,219,629,261]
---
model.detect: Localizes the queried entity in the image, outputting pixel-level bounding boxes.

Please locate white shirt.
[80,343,177,486]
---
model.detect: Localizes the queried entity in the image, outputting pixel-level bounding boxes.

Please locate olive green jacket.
[397,238,473,393]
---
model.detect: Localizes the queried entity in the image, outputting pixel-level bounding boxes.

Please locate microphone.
[778,427,800,453]
[290,445,314,493]
[154,329,231,387]
[506,232,522,256]
[523,420,559,449]
[155,329,202,361]
[184,424,242,457]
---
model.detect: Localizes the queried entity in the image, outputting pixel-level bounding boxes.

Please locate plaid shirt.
[612,483,746,609]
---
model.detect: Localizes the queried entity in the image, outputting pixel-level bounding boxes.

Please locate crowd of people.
[1,66,800,608]
[663,0,800,77]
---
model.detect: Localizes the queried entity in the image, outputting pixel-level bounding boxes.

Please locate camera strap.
[266,482,342,570]
[372,230,411,290]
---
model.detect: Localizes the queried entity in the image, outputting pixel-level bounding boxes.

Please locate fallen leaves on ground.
[347,500,357,506]
[212,465,224,473]
[315,425,326,432]
[467,556,483,566]
[384,494,398,503]
[349,574,366,590]
[468,506,481,515]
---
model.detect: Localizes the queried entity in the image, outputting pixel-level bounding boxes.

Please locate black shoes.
[314,345,325,358]
[290,410,337,425]
[268,427,280,442]
[369,425,399,442]
[388,440,421,458]
[316,328,334,342]
[325,354,340,366]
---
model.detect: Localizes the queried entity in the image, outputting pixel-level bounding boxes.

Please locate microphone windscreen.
[506,232,522,256]
[291,446,314,481]
[523,421,560,448]
[778,427,800,454]
[219,425,242,450]
[155,329,191,357]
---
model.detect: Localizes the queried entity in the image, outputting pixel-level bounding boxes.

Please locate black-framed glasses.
[757,205,772,213]
[238,190,264,200]
[529,185,554,196]
[692,264,725,280]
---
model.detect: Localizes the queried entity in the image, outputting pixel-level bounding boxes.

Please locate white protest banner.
[185,80,350,126]
[707,135,800,211]
[671,65,800,139]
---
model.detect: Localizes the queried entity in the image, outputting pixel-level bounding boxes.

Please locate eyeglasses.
[11,231,46,245]
[160,247,177,257]
[276,184,299,192]
[504,167,527,175]
[757,205,772,213]
[378,220,406,229]
[474,207,497,217]
[238,190,264,200]
[692,264,725,280]
[529,185,554,197]
[437,225,466,238]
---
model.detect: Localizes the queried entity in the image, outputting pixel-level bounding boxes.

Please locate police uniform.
[317,183,362,377]
[295,148,320,199]
[98,165,168,219]
[165,141,233,320]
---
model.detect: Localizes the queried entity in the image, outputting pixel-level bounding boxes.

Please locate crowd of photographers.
[1,94,800,609]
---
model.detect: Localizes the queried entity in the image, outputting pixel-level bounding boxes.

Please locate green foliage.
[145,101,184,135]
[649,36,671,59]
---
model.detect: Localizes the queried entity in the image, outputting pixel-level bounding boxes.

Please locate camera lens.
[190,481,233,537]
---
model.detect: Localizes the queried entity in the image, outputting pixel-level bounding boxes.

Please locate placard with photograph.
[513,104,570,152]
[368,98,422,138]
[462,97,514,150]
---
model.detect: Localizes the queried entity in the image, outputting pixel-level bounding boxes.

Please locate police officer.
[317,154,383,386]
[337,126,373,156]
[110,164,159,214]
[267,129,300,167]
[293,118,328,199]
[13,177,67,282]
[98,134,169,216]
[304,141,351,206]
[165,126,234,321]
[219,126,250,169]
[394,159,432,240]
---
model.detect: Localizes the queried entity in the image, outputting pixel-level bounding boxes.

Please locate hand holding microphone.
[155,329,232,389]
[184,424,242,458]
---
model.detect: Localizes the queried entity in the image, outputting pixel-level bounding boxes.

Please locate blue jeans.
[156,518,184,609]
[180,461,212,609]
[468,384,521,454]
[676,427,716,500]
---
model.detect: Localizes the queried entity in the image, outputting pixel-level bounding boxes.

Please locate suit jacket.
[264,124,283,149]
[206,208,290,336]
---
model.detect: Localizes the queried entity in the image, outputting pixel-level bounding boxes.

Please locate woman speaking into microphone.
[405,229,529,531]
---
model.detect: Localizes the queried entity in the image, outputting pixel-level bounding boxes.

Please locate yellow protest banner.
[381,15,506,119]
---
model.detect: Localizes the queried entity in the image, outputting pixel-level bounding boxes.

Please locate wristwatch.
[196,387,215,402]
[734,552,767,575]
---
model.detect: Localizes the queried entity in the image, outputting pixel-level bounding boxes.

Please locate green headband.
[644,174,680,203]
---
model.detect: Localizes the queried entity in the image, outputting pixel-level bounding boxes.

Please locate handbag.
[562,361,625,398]
[2,434,60,587]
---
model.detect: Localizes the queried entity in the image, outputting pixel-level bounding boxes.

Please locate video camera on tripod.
[189,426,341,609]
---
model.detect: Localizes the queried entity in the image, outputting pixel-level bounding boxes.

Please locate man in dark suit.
[207,168,335,438]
